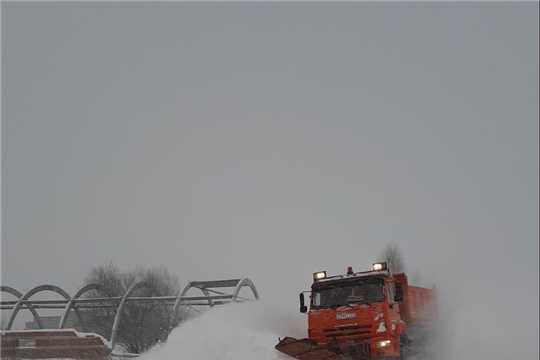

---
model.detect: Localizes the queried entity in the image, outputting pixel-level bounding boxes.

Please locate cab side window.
[388,282,395,302]
[395,283,404,302]
[313,292,322,306]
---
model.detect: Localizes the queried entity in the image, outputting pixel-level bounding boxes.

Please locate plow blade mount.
[275,337,352,360]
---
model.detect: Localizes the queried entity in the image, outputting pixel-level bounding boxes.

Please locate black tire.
[399,334,412,360]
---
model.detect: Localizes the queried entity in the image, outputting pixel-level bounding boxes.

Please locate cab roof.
[315,269,389,283]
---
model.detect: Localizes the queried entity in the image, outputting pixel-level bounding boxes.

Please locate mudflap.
[275,337,362,360]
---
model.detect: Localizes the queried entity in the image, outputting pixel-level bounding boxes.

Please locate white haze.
[141,302,302,360]
[2,2,538,360]
[139,291,528,360]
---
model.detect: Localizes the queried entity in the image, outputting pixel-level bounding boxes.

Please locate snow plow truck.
[276,262,437,360]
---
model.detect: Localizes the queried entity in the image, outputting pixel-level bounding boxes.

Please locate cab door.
[386,281,401,334]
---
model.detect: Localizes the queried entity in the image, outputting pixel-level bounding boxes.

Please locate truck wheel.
[399,334,412,360]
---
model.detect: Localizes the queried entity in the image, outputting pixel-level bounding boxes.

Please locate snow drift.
[141,301,305,360]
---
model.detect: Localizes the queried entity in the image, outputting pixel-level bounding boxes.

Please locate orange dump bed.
[393,273,437,326]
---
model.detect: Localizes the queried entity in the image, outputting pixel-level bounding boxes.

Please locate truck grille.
[323,324,372,340]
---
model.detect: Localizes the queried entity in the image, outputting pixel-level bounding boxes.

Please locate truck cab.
[300,263,407,359]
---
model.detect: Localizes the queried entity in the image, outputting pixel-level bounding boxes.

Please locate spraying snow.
[141,301,305,360]
[139,295,528,360]
[139,298,449,360]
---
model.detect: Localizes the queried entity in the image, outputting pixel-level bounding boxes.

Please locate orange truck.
[276,262,437,360]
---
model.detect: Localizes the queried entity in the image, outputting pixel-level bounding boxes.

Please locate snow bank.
[141,301,305,360]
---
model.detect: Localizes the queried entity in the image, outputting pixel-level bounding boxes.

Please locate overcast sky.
[2,2,538,359]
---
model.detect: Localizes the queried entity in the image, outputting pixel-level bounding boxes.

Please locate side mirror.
[395,283,404,302]
[299,293,308,313]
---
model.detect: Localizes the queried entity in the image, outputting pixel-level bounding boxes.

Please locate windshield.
[311,277,385,309]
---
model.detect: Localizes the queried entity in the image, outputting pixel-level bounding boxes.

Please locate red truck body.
[393,273,437,329]
[276,263,437,360]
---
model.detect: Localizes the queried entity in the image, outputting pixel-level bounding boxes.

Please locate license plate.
[336,313,356,320]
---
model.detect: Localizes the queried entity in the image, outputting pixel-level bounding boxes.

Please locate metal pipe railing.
[0,278,259,350]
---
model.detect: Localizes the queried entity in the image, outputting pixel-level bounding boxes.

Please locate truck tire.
[399,334,412,360]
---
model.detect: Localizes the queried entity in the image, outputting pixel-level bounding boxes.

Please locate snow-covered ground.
[139,300,451,360]
[141,301,305,360]
[140,298,535,360]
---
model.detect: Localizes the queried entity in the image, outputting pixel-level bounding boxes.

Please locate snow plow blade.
[275,337,352,360]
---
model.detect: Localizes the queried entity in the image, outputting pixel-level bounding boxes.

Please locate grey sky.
[2,2,538,359]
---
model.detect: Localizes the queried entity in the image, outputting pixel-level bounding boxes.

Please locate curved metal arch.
[171,281,212,317]
[110,281,150,350]
[1,285,23,298]
[59,283,104,331]
[6,285,71,330]
[1,286,45,330]
[173,281,214,308]
[232,278,259,302]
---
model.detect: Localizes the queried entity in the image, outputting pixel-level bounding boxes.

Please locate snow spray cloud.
[141,301,305,360]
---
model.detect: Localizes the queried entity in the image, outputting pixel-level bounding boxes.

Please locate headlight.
[375,340,392,348]
[313,271,326,281]
[372,262,388,271]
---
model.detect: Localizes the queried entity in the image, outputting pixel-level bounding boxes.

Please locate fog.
[2,2,538,360]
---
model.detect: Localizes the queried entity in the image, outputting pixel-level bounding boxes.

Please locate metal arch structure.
[6,284,73,330]
[177,281,214,308]
[59,283,104,331]
[110,281,151,350]
[171,278,260,318]
[232,278,259,302]
[1,277,259,350]
[170,282,210,317]
[1,286,44,330]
